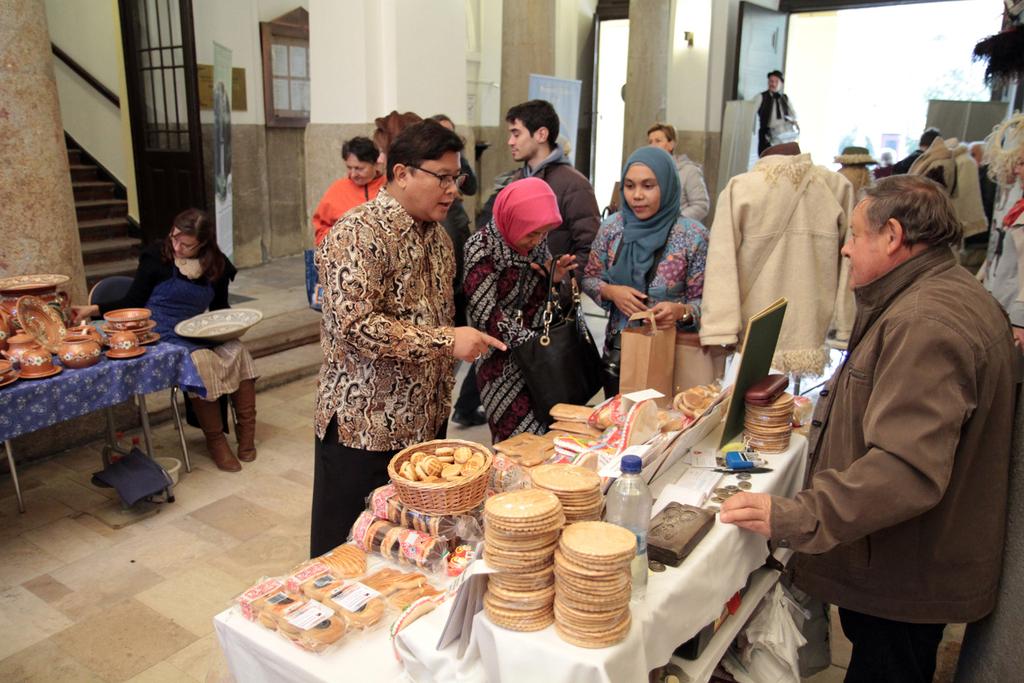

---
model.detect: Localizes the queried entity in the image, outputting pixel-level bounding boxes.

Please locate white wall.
[45,0,137,217]
[467,0,503,127]
[310,0,466,124]
[666,0,778,134]
[554,0,597,82]
[193,0,309,125]
[666,0,713,132]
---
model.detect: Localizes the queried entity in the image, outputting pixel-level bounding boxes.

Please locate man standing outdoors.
[752,70,798,156]
[505,99,599,267]
[721,175,1015,683]
[310,120,505,556]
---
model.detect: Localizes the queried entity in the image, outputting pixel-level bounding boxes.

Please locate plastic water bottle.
[604,454,653,600]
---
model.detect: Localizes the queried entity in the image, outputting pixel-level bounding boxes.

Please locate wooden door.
[119,0,205,243]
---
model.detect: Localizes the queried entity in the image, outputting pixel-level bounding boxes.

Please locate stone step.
[81,237,141,266]
[79,216,132,241]
[72,180,118,201]
[76,198,128,222]
[69,164,99,182]
[85,258,139,288]
[242,308,321,359]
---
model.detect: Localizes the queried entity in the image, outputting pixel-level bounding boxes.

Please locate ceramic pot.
[0,285,70,329]
[0,358,12,377]
[3,333,40,366]
[58,335,102,369]
[68,323,104,345]
[108,330,139,354]
[19,347,54,376]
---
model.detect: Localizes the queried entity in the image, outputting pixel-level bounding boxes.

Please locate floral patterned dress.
[463,220,552,442]
[582,211,709,343]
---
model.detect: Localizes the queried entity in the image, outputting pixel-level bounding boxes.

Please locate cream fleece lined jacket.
[699,154,854,375]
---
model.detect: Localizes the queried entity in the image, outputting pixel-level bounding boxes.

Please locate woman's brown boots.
[190,396,242,472]
[231,379,257,462]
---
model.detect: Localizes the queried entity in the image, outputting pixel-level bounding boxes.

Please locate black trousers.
[309,418,446,558]
[453,364,480,415]
[838,607,945,683]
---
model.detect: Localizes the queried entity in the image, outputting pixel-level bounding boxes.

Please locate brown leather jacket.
[771,247,1016,623]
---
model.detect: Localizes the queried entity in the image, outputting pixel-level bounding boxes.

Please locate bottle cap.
[621,454,642,474]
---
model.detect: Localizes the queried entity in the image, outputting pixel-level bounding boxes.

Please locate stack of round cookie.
[483,489,565,631]
[529,464,604,523]
[744,392,795,453]
[553,521,636,648]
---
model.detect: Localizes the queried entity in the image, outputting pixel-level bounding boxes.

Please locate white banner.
[528,74,582,165]
[213,42,233,259]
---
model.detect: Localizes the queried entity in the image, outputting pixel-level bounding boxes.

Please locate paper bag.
[673,331,727,396]
[620,312,675,405]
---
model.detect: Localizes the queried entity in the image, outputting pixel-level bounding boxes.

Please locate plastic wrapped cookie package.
[233,543,446,653]
[368,484,484,540]
[350,510,452,574]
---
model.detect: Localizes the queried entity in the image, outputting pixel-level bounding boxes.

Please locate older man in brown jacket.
[722,175,1016,683]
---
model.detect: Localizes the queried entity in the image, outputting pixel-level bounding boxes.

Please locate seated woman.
[463,178,576,442]
[74,208,257,473]
[582,146,709,397]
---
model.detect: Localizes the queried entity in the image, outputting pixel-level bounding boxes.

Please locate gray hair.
[861,175,961,247]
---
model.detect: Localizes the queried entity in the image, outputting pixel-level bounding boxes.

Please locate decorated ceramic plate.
[106,347,147,360]
[0,274,70,292]
[16,296,67,353]
[174,308,263,343]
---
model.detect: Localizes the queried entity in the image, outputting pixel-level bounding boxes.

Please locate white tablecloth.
[214,432,808,683]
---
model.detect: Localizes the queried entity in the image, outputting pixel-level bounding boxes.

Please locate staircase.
[66,136,142,288]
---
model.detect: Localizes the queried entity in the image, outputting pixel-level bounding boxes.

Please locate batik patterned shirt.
[314,189,456,450]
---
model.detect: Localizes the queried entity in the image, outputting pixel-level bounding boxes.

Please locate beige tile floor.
[0,370,961,682]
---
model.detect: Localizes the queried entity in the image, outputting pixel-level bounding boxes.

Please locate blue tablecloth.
[0,341,204,442]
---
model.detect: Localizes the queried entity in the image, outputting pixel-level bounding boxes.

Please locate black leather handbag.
[511,264,603,423]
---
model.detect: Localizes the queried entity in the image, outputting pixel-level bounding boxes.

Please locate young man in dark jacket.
[721,175,1016,683]
[503,99,599,269]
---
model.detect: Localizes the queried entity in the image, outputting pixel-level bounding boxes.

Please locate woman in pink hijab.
[463,178,576,441]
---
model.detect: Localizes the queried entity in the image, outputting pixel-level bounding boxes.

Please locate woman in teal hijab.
[582,146,710,396]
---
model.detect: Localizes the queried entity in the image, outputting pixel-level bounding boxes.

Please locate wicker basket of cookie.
[387,439,493,514]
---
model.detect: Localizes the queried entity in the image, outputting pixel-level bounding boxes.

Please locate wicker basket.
[387,439,493,514]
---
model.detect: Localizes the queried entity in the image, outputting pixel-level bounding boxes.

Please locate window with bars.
[135,0,191,151]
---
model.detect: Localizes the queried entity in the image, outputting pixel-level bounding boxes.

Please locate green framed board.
[718,298,788,447]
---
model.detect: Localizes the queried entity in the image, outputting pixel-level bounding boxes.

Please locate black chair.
[88,276,192,472]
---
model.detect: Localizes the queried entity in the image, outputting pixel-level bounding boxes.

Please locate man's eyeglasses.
[409,166,468,189]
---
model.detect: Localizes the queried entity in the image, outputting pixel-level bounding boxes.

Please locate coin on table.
[706,505,720,513]
[726,485,739,492]
[737,473,752,480]
[712,496,725,503]
[648,560,666,573]
[739,481,752,490]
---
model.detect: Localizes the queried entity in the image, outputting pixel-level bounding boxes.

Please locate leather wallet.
[647,503,715,567]
[745,374,789,406]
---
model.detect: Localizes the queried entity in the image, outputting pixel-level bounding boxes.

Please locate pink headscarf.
[492,178,562,254]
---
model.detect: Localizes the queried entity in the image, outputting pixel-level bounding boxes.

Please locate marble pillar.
[499,0,556,124]
[0,0,86,301]
[621,0,671,166]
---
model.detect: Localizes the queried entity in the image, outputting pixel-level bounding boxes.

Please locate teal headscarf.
[603,146,681,292]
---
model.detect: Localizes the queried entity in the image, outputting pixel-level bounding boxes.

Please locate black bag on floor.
[512,266,602,422]
[92,447,174,507]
